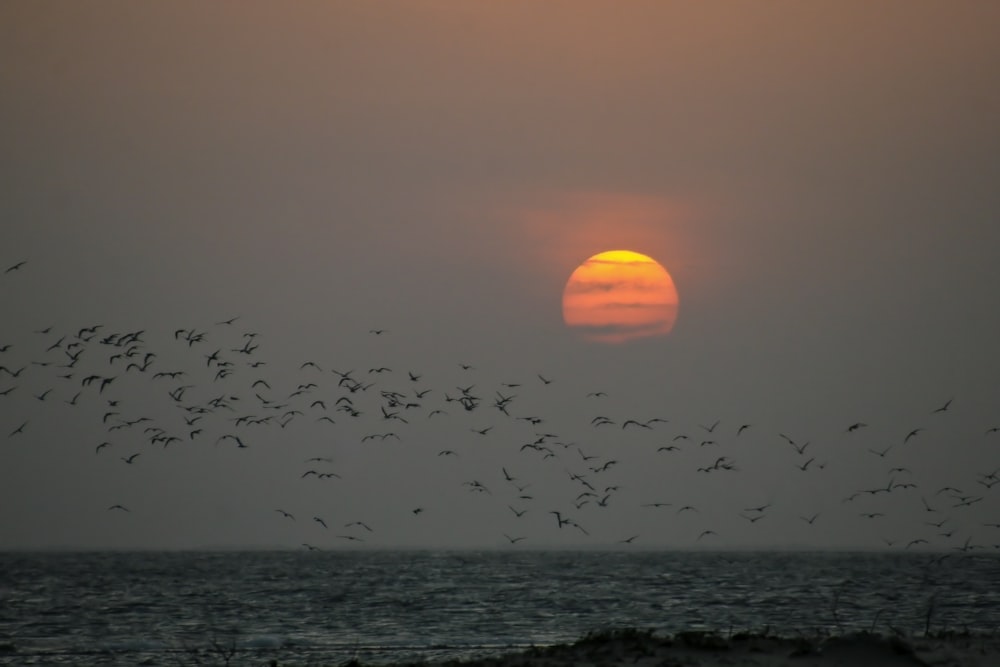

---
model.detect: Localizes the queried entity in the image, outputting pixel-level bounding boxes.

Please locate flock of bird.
[2,259,999,552]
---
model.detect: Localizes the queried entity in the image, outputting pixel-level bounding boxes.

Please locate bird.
[120,453,140,464]
[107,504,130,512]
[503,534,526,544]
[275,509,295,520]
[4,261,27,273]
[744,503,771,513]
[549,510,571,528]
[789,440,811,456]
[312,516,328,529]
[800,512,821,525]
[8,420,28,437]
[868,445,892,458]
[932,398,953,414]
[345,521,373,532]
[216,434,246,448]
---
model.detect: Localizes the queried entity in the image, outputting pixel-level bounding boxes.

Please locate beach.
[401,630,1000,667]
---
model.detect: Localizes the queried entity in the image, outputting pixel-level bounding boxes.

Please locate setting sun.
[562,250,679,344]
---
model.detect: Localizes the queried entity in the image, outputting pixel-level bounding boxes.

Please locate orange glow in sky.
[562,250,679,343]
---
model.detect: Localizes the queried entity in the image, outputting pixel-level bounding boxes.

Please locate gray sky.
[2,2,999,550]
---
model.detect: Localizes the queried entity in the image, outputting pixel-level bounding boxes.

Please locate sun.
[562,250,679,343]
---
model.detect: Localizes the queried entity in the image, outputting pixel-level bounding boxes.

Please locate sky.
[1,2,999,551]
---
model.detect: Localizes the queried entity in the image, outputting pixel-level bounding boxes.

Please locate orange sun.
[562,250,679,343]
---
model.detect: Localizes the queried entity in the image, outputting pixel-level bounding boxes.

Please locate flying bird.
[345,521,373,532]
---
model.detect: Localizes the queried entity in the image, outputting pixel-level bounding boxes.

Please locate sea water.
[1,550,998,665]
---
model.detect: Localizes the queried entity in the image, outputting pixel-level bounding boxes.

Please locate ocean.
[1,550,997,665]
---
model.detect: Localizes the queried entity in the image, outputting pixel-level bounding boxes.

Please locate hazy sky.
[2,2,999,550]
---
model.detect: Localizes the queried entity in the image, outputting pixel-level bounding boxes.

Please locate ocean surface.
[1,550,998,665]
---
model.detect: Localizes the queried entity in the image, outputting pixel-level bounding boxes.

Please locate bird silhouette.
[345,520,373,532]
[932,398,953,414]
